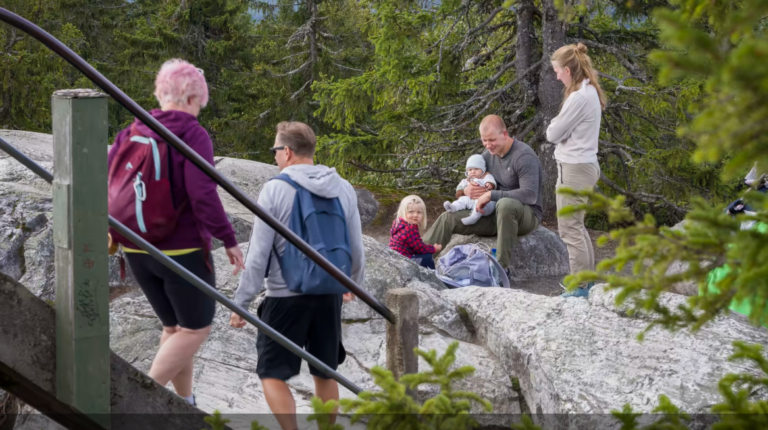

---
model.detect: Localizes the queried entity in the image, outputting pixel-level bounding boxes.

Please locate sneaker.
[560,281,594,298]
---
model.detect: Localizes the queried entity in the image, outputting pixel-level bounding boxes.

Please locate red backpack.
[108,123,186,246]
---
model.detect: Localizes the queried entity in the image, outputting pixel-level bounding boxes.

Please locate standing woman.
[546,43,606,298]
[108,59,245,404]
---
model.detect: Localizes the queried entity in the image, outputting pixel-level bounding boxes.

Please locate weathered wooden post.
[385,289,419,386]
[53,89,110,428]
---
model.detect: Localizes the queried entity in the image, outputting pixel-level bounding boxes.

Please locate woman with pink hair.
[108,59,244,406]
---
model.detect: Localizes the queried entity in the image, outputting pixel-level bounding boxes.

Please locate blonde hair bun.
[576,43,588,55]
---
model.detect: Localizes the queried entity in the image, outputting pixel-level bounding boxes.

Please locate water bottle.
[491,248,497,259]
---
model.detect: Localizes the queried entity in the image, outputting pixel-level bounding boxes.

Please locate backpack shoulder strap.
[270,173,300,190]
[263,173,300,278]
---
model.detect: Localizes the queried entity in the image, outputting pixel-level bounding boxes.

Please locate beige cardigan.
[546,79,602,164]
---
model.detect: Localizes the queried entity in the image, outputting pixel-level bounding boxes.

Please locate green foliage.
[215,341,493,430]
[712,342,768,428]
[339,341,491,429]
[202,410,230,430]
[510,414,544,430]
[650,0,768,182]
[557,0,768,427]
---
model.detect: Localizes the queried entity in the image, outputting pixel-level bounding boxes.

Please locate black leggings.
[125,250,216,330]
[410,253,436,270]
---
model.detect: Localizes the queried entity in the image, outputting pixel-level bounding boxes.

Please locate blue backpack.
[265,173,352,295]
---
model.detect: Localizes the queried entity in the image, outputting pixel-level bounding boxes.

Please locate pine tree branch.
[348,161,431,173]
[269,60,311,77]
[432,58,543,132]
[1,28,23,55]
[334,63,364,73]
[569,38,649,83]
[600,172,687,217]
[462,34,515,72]
[599,139,646,156]
[598,72,647,94]
[434,9,466,82]
[270,51,310,64]
[290,80,313,100]
[464,6,504,39]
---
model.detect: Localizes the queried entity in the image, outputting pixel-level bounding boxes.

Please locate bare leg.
[262,378,298,430]
[148,326,211,394]
[313,376,339,427]
[155,326,194,397]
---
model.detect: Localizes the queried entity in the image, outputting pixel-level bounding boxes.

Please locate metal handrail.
[0,7,395,325]
[0,135,362,395]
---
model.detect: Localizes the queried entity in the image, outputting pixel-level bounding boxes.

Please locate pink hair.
[153,59,209,108]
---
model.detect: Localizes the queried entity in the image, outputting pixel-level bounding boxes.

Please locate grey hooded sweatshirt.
[234,164,366,309]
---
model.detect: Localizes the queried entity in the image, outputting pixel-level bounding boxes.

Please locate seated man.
[423,115,543,276]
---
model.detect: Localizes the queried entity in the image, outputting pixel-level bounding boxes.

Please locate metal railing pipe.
[0,7,395,324]
[0,136,363,395]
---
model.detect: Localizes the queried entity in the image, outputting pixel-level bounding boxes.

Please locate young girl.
[546,43,606,298]
[389,195,442,269]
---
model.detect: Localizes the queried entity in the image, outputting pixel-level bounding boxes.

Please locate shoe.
[560,281,594,298]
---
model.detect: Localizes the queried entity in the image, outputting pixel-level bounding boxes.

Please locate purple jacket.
[108,109,237,251]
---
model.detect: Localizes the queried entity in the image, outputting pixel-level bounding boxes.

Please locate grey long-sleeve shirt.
[234,164,366,309]
[482,140,543,221]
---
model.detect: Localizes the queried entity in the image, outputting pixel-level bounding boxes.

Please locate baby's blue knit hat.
[466,154,486,175]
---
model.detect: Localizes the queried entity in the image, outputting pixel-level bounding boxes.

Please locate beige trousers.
[556,161,600,275]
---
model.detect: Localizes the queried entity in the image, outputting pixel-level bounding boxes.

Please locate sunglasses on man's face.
[269,146,287,156]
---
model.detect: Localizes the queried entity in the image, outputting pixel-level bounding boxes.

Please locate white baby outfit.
[444,155,497,225]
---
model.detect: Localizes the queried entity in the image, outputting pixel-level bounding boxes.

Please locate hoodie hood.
[134,109,200,141]
[390,218,410,236]
[281,164,345,199]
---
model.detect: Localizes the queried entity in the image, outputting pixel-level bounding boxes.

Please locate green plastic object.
[701,221,768,327]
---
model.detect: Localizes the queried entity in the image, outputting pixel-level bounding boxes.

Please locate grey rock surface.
[442,285,768,429]
[438,226,569,280]
[213,156,279,225]
[0,131,141,299]
[213,156,380,232]
[354,187,380,228]
[109,238,519,428]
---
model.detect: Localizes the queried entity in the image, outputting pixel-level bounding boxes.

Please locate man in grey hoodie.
[230,121,364,430]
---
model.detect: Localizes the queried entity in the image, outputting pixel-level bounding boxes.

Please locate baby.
[443,154,497,225]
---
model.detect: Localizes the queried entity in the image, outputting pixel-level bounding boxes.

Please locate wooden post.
[53,89,110,428]
[385,289,419,383]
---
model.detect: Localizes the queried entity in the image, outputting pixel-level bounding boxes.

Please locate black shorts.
[125,250,215,330]
[256,294,345,381]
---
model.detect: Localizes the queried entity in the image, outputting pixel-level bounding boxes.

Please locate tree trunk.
[515,0,537,112]
[536,0,567,222]
[308,0,319,84]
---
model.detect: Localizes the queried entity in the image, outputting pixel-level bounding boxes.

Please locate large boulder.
[213,157,279,226]
[438,226,569,280]
[0,130,142,300]
[0,131,383,298]
[214,156,381,230]
[354,187,380,228]
[110,237,521,429]
[443,285,768,430]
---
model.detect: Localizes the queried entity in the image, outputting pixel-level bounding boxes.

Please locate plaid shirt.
[389,218,435,258]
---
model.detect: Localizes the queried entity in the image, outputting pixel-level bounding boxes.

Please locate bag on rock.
[436,243,509,289]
